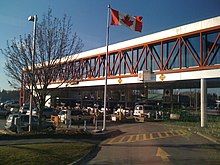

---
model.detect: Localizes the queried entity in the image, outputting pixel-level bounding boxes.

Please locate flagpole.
[102,4,110,131]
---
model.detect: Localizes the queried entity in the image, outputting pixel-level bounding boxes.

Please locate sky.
[0,0,219,90]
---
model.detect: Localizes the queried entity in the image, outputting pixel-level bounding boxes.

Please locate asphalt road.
[85,122,220,165]
[0,118,219,164]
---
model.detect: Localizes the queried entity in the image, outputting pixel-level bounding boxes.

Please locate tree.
[1,9,83,127]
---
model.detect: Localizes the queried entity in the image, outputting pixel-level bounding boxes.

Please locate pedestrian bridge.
[21,16,220,127]
[46,16,220,88]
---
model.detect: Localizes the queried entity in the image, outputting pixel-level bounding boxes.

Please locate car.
[4,100,19,110]
[19,104,30,114]
[133,104,163,119]
[41,107,58,118]
[5,113,56,132]
[27,107,58,119]
[26,109,37,116]
[58,109,93,124]
[114,107,132,116]
[0,107,10,117]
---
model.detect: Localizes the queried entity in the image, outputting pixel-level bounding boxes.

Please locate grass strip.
[0,142,94,164]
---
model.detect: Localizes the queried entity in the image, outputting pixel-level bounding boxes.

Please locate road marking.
[132,135,138,142]
[156,147,170,162]
[157,132,163,138]
[108,136,122,144]
[143,133,150,140]
[106,129,189,144]
[118,136,129,143]
[167,131,174,136]
[139,134,144,141]
[127,135,135,142]
[172,130,179,135]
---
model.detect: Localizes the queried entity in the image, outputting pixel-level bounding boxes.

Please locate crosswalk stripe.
[108,136,123,144]
[106,129,188,144]
[119,136,129,143]
[133,135,138,141]
[178,130,187,135]
[144,133,150,140]
[107,138,116,144]
[118,136,126,143]
[157,132,163,138]
[164,132,170,137]
[172,130,179,135]
[140,134,144,141]
[127,135,135,142]
[167,131,174,136]
[114,136,125,143]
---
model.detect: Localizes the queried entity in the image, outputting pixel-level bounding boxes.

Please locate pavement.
[83,122,220,164]
[0,120,220,164]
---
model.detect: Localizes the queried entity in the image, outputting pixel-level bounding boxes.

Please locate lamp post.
[28,15,37,132]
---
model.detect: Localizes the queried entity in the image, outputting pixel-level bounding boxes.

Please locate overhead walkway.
[21,16,220,127]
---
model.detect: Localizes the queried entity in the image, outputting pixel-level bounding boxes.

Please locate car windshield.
[59,111,65,115]
[144,106,154,111]
[71,110,82,116]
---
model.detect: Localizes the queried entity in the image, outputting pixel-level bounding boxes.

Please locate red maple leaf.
[122,15,133,27]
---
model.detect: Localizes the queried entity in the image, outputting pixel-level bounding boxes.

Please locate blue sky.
[0,0,219,90]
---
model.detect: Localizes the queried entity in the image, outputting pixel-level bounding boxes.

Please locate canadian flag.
[110,8,143,32]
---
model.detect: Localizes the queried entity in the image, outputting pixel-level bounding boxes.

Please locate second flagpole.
[102,4,110,131]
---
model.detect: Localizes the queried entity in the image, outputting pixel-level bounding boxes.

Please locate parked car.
[4,100,19,110]
[5,113,56,132]
[26,109,37,116]
[41,107,58,118]
[114,107,132,116]
[19,104,30,114]
[58,109,93,123]
[25,107,58,119]
[0,108,10,117]
[133,104,163,119]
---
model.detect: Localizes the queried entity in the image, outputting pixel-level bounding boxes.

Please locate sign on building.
[138,70,156,82]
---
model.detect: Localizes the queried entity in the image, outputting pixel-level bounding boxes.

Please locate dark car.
[19,104,30,114]
[0,108,10,117]
[42,107,58,118]
[4,100,19,110]
[34,107,58,119]
[5,113,56,132]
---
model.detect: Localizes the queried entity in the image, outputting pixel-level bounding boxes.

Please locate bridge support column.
[200,78,207,128]
[144,83,148,100]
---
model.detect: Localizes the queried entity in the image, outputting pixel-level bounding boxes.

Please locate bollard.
[84,120,87,131]
[95,117,98,130]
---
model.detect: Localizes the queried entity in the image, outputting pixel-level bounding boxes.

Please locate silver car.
[5,113,55,132]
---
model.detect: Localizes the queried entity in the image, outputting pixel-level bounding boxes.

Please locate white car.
[26,109,37,116]
[114,108,131,116]
[58,110,66,123]
[133,105,154,117]
[133,104,163,119]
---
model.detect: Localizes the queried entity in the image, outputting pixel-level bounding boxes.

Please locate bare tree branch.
[1,8,83,124]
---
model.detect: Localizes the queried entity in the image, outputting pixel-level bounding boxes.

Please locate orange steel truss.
[20,25,220,105]
[57,27,220,80]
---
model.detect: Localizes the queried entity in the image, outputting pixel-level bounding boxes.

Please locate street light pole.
[28,15,37,132]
